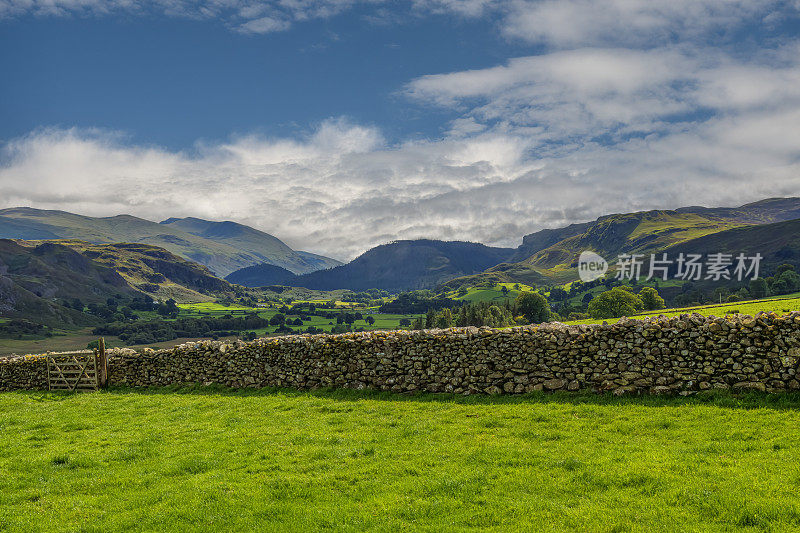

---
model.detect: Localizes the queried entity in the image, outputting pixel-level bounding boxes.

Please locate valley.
[2,197,800,356]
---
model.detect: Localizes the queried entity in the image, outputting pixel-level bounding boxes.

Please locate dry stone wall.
[3,312,800,395]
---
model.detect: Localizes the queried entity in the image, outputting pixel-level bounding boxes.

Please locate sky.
[1,0,800,261]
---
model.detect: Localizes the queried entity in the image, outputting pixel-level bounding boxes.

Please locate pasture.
[567,293,800,325]
[2,388,800,531]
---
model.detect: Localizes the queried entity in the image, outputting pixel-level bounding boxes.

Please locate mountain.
[512,197,800,265]
[0,240,136,326]
[446,197,800,288]
[160,217,342,274]
[224,263,296,287]
[53,241,233,302]
[661,218,800,274]
[676,197,800,224]
[0,238,242,325]
[287,240,515,291]
[0,208,340,277]
[3,239,235,303]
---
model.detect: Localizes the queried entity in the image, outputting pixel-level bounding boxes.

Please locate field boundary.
[3,312,800,396]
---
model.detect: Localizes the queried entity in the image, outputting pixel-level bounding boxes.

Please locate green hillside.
[0,240,135,326]
[160,217,341,274]
[291,240,515,291]
[48,241,234,302]
[0,208,339,277]
[449,198,800,289]
[508,197,800,263]
[0,238,244,329]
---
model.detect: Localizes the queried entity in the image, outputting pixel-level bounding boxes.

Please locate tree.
[501,285,509,296]
[778,270,800,293]
[425,309,436,328]
[749,278,769,299]
[638,287,665,310]
[515,292,551,324]
[365,315,375,326]
[588,288,644,319]
[434,308,453,328]
[269,313,286,326]
[548,287,568,302]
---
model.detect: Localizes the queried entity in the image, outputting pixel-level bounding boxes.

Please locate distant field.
[0,302,422,356]
[567,293,800,325]
[2,388,800,531]
[4,293,799,357]
[177,302,421,336]
[447,282,535,304]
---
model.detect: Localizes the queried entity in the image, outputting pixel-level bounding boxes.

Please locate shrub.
[588,288,644,319]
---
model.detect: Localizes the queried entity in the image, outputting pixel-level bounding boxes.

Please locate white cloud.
[406,46,800,149]
[2,99,800,261]
[501,0,797,48]
[238,16,290,34]
[0,0,383,33]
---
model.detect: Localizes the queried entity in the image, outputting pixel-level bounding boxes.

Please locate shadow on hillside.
[59,384,800,410]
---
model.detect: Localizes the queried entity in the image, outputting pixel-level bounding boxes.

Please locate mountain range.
[1,197,799,313]
[445,197,800,289]
[0,208,341,277]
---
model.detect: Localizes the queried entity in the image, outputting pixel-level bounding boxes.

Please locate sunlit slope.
[0,208,339,277]
[449,199,800,288]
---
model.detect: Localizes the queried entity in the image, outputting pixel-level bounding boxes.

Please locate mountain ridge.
[0,208,340,277]
[268,239,516,291]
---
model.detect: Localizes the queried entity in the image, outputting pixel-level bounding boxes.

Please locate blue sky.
[1,1,800,259]
[1,7,529,149]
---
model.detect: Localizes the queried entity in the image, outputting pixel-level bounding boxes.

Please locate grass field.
[567,293,800,325]
[177,302,421,336]
[2,388,800,531]
[446,283,535,304]
[0,302,423,357]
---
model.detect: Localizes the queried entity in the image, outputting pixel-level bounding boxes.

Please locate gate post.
[97,338,108,389]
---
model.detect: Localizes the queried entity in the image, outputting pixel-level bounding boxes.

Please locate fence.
[46,338,107,392]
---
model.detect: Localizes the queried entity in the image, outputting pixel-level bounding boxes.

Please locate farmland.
[0,301,423,357]
[566,292,800,325]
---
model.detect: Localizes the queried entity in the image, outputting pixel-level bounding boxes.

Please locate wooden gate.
[46,339,107,392]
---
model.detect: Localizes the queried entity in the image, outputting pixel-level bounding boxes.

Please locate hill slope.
[0,240,137,326]
[0,238,241,325]
[451,197,800,288]
[224,263,296,287]
[0,208,339,277]
[289,240,515,291]
[661,218,800,274]
[160,217,341,274]
[48,241,234,302]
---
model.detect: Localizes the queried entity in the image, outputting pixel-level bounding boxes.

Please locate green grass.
[3,388,800,531]
[567,293,800,325]
[446,282,535,304]
[177,302,421,336]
